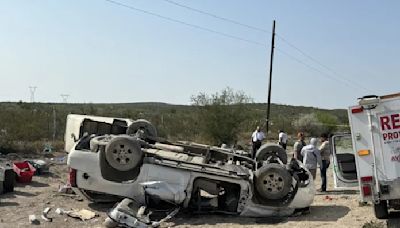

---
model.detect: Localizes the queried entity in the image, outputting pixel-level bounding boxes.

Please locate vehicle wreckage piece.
[105,198,179,228]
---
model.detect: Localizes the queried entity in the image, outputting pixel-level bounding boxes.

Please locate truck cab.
[64,114,134,153]
[332,93,400,219]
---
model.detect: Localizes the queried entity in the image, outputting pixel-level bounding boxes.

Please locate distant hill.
[0,101,348,152]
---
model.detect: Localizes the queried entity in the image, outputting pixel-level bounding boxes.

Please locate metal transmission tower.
[29,86,37,103]
[60,94,70,103]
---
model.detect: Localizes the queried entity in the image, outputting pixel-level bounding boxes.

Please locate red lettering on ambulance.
[381,116,391,130]
[392,114,400,129]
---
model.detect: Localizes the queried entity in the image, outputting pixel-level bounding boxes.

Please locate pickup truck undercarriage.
[66,116,315,227]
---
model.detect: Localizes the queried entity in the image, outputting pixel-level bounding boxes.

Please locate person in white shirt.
[278,130,288,149]
[251,126,265,158]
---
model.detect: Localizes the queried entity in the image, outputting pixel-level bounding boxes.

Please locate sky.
[0,0,399,109]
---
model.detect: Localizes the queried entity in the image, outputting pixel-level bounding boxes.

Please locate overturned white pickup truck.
[66,114,315,226]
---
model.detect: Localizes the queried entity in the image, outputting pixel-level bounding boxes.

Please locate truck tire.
[255,163,292,200]
[3,169,16,193]
[105,136,143,172]
[256,144,288,164]
[374,200,389,219]
[126,119,157,138]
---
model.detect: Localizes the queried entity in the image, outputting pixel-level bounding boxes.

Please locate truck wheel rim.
[262,172,284,193]
[111,143,135,165]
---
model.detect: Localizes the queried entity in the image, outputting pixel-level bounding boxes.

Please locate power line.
[107,0,370,93]
[276,48,365,91]
[104,0,265,46]
[162,0,371,93]
[276,34,372,93]
[162,0,271,34]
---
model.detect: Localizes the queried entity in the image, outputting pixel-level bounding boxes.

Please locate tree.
[292,112,340,136]
[191,87,253,145]
[315,112,339,134]
[292,113,323,136]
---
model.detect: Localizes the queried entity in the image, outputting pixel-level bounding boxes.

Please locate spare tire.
[105,136,143,172]
[126,119,157,138]
[255,163,292,200]
[256,144,287,164]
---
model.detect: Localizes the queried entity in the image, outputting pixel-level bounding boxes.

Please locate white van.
[332,93,400,219]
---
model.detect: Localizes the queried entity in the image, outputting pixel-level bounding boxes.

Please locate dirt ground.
[0,153,386,228]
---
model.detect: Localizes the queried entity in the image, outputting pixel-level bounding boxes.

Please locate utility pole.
[52,107,56,141]
[266,20,276,134]
[29,86,37,103]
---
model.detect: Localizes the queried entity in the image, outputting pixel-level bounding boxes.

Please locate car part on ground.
[105,198,179,228]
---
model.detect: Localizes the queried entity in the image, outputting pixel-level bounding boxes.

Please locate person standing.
[319,133,331,192]
[293,132,306,161]
[301,138,322,180]
[251,126,265,158]
[278,130,288,149]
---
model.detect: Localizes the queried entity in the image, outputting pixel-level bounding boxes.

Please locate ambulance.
[331,93,400,219]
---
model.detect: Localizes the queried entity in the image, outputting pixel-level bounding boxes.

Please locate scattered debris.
[106,198,179,228]
[324,195,334,201]
[26,160,50,175]
[43,144,53,153]
[359,201,370,207]
[55,208,64,215]
[29,215,40,225]
[58,184,74,194]
[362,220,385,228]
[41,207,53,222]
[50,156,66,164]
[64,209,97,221]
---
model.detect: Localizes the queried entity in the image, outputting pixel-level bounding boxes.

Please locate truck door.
[331,134,358,188]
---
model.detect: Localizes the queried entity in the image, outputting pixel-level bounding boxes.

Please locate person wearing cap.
[293,132,306,162]
[251,126,265,158]
[319,133,331,192]
[278,130,288,149]
[301,138,322,179]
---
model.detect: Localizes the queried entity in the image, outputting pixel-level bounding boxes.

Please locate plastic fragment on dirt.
[55,208,64,215]
[64,209,98,221]
[41,207,53,222]
[58,184,74,194]
[29,215,40,225]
